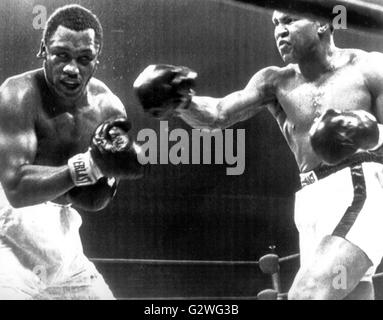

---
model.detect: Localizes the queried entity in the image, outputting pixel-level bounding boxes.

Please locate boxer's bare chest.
[269,63,373,171]
[34,99,103,166]
[275,65,372,138]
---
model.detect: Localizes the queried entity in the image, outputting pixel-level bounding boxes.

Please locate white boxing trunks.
[0,185,114,300]
[296,154,383,282]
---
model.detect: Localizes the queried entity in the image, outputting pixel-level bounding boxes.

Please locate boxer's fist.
[89,117,145,180]
[133,64,197,118]
[67,117,145,185]
[310,109,379,164]
[67,177,117,212]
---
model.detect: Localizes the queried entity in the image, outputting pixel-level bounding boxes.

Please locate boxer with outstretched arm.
[0,4,144,299]
[134,11,383,299]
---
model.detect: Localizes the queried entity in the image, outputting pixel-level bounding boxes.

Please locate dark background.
[1,0,383,299]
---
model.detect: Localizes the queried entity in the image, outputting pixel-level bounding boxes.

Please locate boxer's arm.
[0,82,75,208]
[364,52,383,123]
[177,66,279,129]
[362,51,383,149]
[93,78,128,120]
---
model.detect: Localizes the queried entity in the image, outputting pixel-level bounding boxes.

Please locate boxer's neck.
[297,39,337,81]
[44,74,89,113]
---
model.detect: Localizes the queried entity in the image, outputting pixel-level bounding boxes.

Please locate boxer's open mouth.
[60,80,81,90]
[278,40,291,51]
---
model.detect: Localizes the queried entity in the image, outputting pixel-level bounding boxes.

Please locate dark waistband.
[300,152,383,188]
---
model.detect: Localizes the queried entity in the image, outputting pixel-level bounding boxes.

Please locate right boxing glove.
[133,64,197,118]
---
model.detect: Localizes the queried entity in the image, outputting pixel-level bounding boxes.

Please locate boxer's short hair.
[43,4,103,48]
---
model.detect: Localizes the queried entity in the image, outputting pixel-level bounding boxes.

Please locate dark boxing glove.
[133,64,197,118]
[67,117,145,185]
[66,177,117,212]
[309,109,380,164]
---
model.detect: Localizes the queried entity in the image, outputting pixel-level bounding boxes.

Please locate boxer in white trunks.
[0,4,144,299]
[132,10,383,299]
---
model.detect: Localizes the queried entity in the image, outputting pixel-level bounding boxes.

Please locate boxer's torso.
[268,49,374,172]
[0,69,124,264]
[8,68,123,203]
[25,69,120,165]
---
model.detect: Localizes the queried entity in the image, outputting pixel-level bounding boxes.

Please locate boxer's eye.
[281,17,298,25]
[283,18,293,25]
[57,52,70,60]
[78,56,92,66]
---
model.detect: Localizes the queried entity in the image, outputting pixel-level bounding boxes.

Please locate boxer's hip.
[295,160,383,273]
[0,185,84,276]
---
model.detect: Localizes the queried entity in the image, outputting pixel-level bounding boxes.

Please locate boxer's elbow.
[2,177,32,208]
[209,102,234,129]
[210,111,240,130]
[5,191,28,208]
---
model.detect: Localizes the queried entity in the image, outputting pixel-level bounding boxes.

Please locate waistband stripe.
[300,152,383,188]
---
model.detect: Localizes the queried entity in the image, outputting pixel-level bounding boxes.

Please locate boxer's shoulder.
[356,50,383,73]
[247,65,294,94]
[268,64,299,84]
[259,64,300,93]
[0,69,42,117]
[256,65,295,81]
[0,69,40,98]
[87,77,111,95]
[87,77,126,118]
[339,48,383,72]
[349,50,383,94]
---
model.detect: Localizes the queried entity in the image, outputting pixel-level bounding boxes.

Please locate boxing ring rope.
[90,258,259,266]
[90,253,383,300]
[90,252,300,266]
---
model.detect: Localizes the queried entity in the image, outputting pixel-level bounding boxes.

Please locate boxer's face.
[272,11,321,63]
[43,25,100,101]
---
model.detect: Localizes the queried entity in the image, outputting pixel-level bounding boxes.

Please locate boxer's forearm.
[3,164,74,208]
[178,91,264,129]
[177,96,222,129]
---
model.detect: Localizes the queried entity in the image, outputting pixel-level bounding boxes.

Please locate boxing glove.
[68,117,145,185]
[133,64,197,118]
[66,177,117,212]
[310,109,380,164]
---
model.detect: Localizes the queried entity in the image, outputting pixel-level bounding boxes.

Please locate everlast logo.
[301,172,318,188]
[73,160,92,183]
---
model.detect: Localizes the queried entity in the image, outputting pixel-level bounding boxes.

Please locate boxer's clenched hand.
[309,109,380,164]
[133,64,197,119]
[67,117,145,186]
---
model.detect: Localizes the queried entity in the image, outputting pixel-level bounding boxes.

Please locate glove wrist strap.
[68,150,104,186]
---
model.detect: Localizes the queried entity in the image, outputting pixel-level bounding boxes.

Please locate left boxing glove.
[310,109,380,164]
[133,64,197,118]
[67,117,145,185]
[66,177,117,212]
[89,117,145,179]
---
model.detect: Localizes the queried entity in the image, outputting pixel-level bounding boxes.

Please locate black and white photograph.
[0,0,383,307]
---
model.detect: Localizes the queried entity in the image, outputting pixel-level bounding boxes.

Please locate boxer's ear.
[318,23,330,35]
[36,40,47,59]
